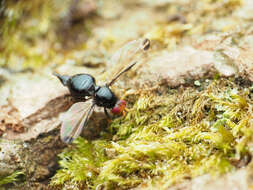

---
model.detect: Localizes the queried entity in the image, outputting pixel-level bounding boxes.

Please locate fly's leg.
[104,107,113,123]
[104,107,112,119]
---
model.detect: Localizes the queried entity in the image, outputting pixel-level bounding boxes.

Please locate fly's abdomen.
[68,74,96,98]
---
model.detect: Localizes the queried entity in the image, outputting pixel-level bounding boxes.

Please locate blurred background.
[0,0,252,73]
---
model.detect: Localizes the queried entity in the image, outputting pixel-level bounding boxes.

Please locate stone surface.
[139,47,217,87]
[135,167,253,190]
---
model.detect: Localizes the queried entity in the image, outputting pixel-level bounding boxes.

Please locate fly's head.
[111,99,126,115]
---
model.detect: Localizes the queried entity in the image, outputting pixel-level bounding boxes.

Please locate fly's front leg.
[104,107,112,119]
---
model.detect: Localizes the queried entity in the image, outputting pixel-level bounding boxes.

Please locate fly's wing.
[60,99,95,144]
[111,38,150,65]
[98,38,150,85]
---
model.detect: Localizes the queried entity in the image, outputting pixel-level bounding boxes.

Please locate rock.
[0,140,22,177]
[193,32,253,82]
[70,0,97,22]
[135,167,253,190]
[234,0,253,20]
[136,47,217,87]
[0,73,70,141]
[166,169,250,190]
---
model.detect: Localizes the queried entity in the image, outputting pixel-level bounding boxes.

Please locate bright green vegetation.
[0,171,23,187]
[51,78,253,189]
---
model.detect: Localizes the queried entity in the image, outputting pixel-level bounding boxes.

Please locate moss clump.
[0,0,94,71]
[0,171,23,187]
[51,138,108,189]
[51,78,253,189]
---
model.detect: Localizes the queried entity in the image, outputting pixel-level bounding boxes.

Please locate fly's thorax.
[94,86,118,108]
[67,74,96,98]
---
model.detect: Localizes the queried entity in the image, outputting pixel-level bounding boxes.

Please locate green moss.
[51,78,253,189]
[0,0,93,70]
[0,171,24,187]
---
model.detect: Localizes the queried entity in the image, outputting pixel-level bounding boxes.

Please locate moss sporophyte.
[51,78,253,189]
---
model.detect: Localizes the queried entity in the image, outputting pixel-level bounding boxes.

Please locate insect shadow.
[54,38,150,144]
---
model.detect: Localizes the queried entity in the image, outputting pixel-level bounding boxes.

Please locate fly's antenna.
[53,72,70,86]
[107,62,136,87]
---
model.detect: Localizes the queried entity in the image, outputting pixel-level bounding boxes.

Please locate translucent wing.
[98,38,150,85]
[110,38,149,66]
[60,99,95,144]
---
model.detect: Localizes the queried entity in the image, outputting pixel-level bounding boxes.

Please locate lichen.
[51,78,253,189]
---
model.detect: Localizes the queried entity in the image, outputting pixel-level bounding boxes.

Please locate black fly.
[54,38,150,144]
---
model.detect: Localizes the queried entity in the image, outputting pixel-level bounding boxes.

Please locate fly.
[54,38,150,144]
